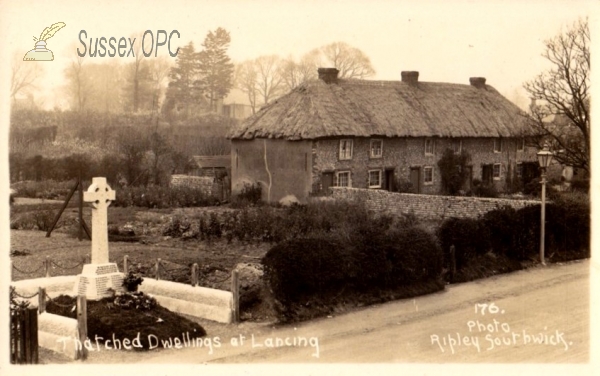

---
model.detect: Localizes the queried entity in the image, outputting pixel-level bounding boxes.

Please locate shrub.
[232,183,263,207]
[393,177,413,193]
[262,236,355,307]
[481,205,519,257]
[471,180,498,198]
[113,185,218,208]
[437,148,471,195]
[262,218,443,321]
[385,226,443,286]
[570,179,589,193]
[437,217,491,270]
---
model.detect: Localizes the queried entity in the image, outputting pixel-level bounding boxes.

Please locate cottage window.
[425,138,435,155]
[370,139,383,158]
[493,163,501,179]
[517,138,525,152]
[516,163,523,178]
[452,139,462,154]
[368,170,382,188]
[335,171,351,187]
[493,138,503,153]
[423,166,433,185]
[339,139,353,160]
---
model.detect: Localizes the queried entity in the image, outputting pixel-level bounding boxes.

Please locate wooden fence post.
[191,263,198,287]
[231,269,240,323]
[45,257,50,278]
[26,307,38,364]
[450,245,456,282]
[156,259,161,280]
[18,311,26,363]
[38,287,46,314]
[123,255,129,274]
[78,173,83,241]
[76,295,88,361]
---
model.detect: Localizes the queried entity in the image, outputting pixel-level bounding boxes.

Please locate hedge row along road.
[83,259,590,364]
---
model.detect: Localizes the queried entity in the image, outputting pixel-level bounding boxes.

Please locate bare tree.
[87,61,124,113]
[311,42,375,79]
[524,18,590,174]
[280,53,318,91]
[10,52,44,103]
[235,60,259,114]
[64,54,91,111]
[125,32,150,113]
[255,55,285,105]
[235,55,285,114]
[149,56,172,117]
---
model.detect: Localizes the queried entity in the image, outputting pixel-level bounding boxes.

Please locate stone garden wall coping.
[140,279,234,324]
[38,312,79,360]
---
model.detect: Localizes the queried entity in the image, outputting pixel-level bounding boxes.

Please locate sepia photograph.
[0,0,597,374]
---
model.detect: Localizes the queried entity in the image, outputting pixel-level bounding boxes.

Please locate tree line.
[11,20,589,176]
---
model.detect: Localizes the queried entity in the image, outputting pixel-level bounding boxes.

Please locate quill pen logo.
[23,22,66,61]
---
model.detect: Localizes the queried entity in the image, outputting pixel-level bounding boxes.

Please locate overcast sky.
[0,0,595,111]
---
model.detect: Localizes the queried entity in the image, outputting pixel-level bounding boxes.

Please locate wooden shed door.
[410,167,421,193]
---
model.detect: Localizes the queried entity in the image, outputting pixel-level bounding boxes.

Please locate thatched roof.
[229,78,534,140]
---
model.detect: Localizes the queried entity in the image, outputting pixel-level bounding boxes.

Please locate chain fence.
[11,290,39,300]
[12,254,235,289]
[11,264,45,276]
[50,260,85,270]
[43,291,76,309]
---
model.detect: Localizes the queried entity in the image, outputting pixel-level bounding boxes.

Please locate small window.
[517,138,525,152]
[516,163,523,178]
[368,170,382,188]
[370,139,383,158]
[423,166,434,185]
[493,138,503,153]
[452,139,462,154]
[493,163,501,180]
[339,139,353,160]
[425,138,435,155]
[335,171,351,187]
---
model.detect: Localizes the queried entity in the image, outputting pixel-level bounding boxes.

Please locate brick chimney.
[469,77,486,88]
[401,71,419,84]
[318,68,339,84]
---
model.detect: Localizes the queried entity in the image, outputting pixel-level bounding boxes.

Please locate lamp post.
[537,146,553,266]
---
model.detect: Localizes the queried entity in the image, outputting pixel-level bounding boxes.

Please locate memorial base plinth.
[73,263,124,300]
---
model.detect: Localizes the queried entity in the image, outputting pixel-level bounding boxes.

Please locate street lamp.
[537,146,553,265]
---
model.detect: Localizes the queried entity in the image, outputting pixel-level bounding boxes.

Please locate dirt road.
[81,259,592,365]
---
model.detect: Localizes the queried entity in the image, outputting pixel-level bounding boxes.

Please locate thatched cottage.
[228,68,539,203]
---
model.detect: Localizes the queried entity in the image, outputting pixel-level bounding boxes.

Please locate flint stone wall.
[331,187,540,220]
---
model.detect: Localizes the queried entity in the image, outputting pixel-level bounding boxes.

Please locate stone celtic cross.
[83,177,116,264]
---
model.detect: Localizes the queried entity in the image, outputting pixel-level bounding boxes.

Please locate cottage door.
[321,172,334,194]
[384,169,395,191]
[482,165,493,185]
[410,167,421,193]
[463,165,473,191]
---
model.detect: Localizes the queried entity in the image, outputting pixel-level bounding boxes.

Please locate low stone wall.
[171,174,228,201]
[140,279,234,324]
[331,187,540,220]
[171,174,214,192]
[38,313,79,359]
